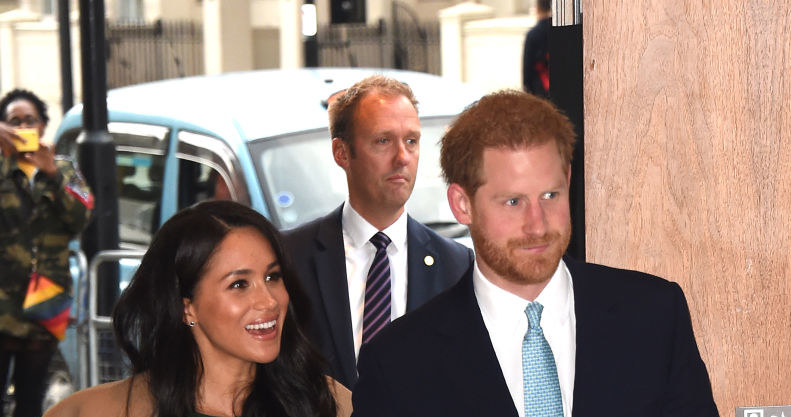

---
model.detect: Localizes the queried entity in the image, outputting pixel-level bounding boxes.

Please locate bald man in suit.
[283,75,473,389]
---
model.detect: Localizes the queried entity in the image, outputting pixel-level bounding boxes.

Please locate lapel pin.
[424,255,434,266]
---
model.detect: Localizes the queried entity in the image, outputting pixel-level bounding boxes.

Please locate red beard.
[470,221,571,286]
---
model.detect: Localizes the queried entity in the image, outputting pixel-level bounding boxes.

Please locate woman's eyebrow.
[221,268,253,280]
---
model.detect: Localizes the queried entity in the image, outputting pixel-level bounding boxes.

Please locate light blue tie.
[522,302,563,417]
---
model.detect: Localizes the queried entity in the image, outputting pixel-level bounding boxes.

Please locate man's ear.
[332,138,350,169]
[447,183,472,225]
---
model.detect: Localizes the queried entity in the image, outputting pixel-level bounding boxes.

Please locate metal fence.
[104,18,438,88]
[317,20,441,75]
[106,20,204,89]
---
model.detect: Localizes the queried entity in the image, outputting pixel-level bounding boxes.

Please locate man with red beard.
[352,91,718,417]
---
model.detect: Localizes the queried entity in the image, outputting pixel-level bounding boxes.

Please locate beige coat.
[44,375,352,417]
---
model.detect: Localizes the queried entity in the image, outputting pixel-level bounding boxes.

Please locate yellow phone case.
[14,128,40,153]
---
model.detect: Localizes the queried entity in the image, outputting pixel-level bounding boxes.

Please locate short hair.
[112,200,336,417]
[328,74,418,154]
[538,0,552,13]
[0,88,50,126]
[440,90,576,195]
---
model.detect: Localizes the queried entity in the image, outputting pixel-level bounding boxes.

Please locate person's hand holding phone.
[16,129,56,177]
[22,143,57,177]
[0,124,57,177]
[0,121,23,155]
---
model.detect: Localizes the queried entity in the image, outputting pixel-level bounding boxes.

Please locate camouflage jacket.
[0,154,93,341]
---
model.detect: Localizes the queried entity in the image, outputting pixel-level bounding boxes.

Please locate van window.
[176,131,248,210]
[112,125,169,246]
[55,124,170,248]
[177,160,232,209]
[116,151,164,246]
[249,129,346,229]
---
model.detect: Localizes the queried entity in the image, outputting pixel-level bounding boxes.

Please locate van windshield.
[248,116,467,237]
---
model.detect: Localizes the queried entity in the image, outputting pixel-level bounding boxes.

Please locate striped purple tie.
[363,232,392,344]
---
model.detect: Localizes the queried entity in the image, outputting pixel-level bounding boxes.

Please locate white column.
[438,2,494,82]
[279,0,303,69]
[203,0,253,75]
[0,20,17,92]
[0,9,41,94]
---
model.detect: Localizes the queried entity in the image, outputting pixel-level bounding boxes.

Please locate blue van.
[50,68,482,394]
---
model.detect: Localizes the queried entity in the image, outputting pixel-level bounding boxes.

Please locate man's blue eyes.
[505,193,557,205]
[375,138,418,144]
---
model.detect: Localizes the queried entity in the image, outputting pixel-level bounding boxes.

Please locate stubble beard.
[470,220,571,286]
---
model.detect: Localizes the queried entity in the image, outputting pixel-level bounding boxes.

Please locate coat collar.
[313,205,358,385]
[432,269,520,417]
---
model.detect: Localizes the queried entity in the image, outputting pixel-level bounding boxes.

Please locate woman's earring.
[188,321,196,327]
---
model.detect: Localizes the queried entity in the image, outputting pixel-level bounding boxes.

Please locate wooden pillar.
[584,0,791,412]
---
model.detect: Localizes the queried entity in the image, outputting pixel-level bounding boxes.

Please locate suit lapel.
[565,258,620,416]
[405,216,439,310]
[434,272,519,417]
[313,206,358,385]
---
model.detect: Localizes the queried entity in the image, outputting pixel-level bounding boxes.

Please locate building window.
[41,0,56,16]
[116,0,144,22]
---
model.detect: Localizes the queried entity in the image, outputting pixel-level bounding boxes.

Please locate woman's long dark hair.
[112,200,337,417]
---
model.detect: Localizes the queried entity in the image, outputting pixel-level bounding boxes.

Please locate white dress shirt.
[342,202,409,360]
[474,259,576,417]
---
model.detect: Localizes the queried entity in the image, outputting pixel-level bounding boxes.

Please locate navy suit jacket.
[352,257,719,417]
[282,204,474,389]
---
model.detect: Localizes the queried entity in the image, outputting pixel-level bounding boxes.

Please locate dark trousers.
[0,335,57,417]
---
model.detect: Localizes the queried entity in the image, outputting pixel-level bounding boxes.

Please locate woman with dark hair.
[45,200,350,417]
[0,88,93,417]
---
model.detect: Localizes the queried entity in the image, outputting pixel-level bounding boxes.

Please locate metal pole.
[552,0,582,26]
[391,1,403,69]
[78,0,120,317]
[79,0,108,130]
[58,0,74,114]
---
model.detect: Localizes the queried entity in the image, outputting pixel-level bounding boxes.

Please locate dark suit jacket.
[352,257,719,417]
[282,204,474,389]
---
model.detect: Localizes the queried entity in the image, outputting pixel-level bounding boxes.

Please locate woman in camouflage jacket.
[0,89,93,417]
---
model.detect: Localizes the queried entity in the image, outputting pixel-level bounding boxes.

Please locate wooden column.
[583,0,790,412]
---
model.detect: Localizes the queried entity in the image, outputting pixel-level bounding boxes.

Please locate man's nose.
[522,202,548,236]
[393,141,412,166]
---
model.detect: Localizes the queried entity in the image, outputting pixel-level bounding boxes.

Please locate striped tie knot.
[370,231,391,250]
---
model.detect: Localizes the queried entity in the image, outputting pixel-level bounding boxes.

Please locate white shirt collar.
[473,258,576,417]
[473,259,572,328]
[341,200,408,251]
